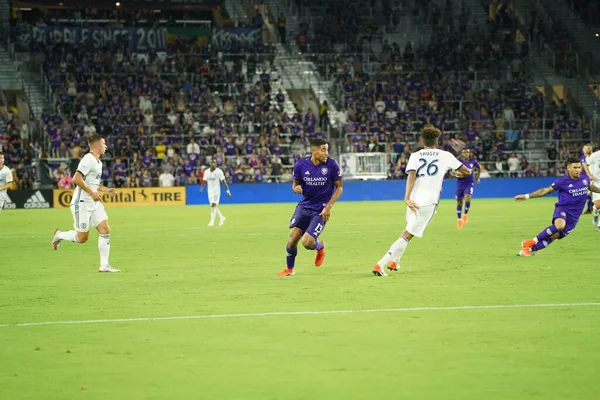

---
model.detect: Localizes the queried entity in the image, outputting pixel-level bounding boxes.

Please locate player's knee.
[301,235,315,249]
[554,220,566,230]
[77,233,89,243]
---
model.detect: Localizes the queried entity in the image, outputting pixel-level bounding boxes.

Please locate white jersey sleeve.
[76,154,95,177]
[587,151,600,183]
[217,168,225,182]
[0,166,13,195]
[407,149,463,206]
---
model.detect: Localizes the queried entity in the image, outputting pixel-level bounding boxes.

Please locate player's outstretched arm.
[199,180,206,192]
[98,183,117,196]
[589,183,600,193]
[454,165,472,178]
[514,186,555,202]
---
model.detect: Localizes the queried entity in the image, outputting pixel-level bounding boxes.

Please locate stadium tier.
[0,0,597,189]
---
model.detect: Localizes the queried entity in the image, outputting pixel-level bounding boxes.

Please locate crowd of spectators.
[1,2,596,190]
[32,32,327,188]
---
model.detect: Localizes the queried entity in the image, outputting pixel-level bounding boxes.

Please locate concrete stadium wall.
[186,178,558,205]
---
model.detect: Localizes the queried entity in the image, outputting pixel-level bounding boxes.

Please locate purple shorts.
[552,207,578,239]
[289,206,326,239]
[455,181,474,201]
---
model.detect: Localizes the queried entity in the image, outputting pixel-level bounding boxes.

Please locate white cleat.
[219,217,226,226]
[99,265,121,273]
[207,221,215,227]
[52,229,62,250]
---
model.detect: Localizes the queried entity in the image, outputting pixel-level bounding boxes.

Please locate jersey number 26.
[416,158,439,177]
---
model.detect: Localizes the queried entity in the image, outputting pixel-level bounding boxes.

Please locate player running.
[372,125,471,276]
[580,143,594,214]
[200,159,231,226]
[51,134,120,272]
[0,151,14,213]
[516,157,600,255]
[277,138,343,277]
[455,148,480,229]
[582,149,600,230]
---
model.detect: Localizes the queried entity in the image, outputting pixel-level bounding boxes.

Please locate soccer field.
[1,199,599,399]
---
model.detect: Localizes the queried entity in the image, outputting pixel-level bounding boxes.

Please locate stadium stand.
[0,0,597,189]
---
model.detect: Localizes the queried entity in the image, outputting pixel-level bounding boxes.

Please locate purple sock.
[286,246,297,269]
[456,205,462,219]
[464,201,471,215]
[535,225,559,243]
[313,241,324,251]
[532,240,550,252]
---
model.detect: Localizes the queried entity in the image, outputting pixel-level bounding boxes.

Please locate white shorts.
[208,191,220,205]
[71,202,109,233]
[593,192,600,202]
[405,204,437,238]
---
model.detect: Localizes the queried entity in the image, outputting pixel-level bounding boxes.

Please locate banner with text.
[53,187,186,208]
[167,27,211,50]
[1,190,54,209]
[212,27,260,51]
[15,26,167,52]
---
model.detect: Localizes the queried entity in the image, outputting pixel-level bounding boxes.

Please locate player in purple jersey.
[454,148,480,229]
[515,157,600,256]
[277,138,343,277]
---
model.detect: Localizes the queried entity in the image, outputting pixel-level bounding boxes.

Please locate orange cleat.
[457,219,463,230]
[276,268,295,277]
[314,242,326,267]
[518,247,534,257]
[462,214,468,225]
[387,261,399,271]
[521,239,536,248]
[372,264,388,276]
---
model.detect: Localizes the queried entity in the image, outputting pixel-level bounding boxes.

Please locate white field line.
[0,226,529,239]
[1,302,599,328]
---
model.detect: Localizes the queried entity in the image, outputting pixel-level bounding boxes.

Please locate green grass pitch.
[1,199,599,399]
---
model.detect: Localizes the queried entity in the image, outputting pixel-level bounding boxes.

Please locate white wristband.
[227,190,231,194]
[524,194,530,199]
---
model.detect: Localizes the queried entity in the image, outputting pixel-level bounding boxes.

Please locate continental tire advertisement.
[1,190,54,209]
[53,187,186,208]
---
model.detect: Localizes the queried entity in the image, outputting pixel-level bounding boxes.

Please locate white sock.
[594,205,599,216]
[98,234,110,268]
[378,237,409,267]
[57,230,80,243]
[210,207,217,223]
[216,207,225,219]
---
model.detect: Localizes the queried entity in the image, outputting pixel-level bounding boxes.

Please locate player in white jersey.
[200,159,231,226]
[581,143,594,215]
[585,149,600,230]
[372,125,472,276]
[0,152,14,212]
[51,134,120,272]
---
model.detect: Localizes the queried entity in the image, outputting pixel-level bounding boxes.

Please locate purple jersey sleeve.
[330,159,342,181]
[293,160,302,181]
[551,177,564,191]
[473,159,481,170]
